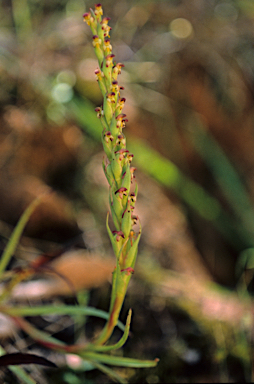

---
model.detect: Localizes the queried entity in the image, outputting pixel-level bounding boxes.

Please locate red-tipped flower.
[115,187,128,199]
[112,230,125,241]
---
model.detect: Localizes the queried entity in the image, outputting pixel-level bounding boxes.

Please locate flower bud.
[112,63,124,81]
[116,133,126,150]
[115,98,126,116]
[116,113,127,131]
[95,68,107,95]
[102,130,114,159]
[101,17,111,38]
[112,230,125,242]
[83,12,97,35]
[92,35,104,65]
[115,187,128,199]
[95,3,103,20]
[103,37,112,55]
[130,167,136,180]
[103,91,115,125]
[127,153,134,164]
[112,190,125,224]
[121,267,134,276]
[131,215,138,226]
[129,192,136,210]
[102,54,115,88]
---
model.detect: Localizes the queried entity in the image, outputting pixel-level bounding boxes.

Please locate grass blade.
[81,351,159,368]
[0,196,42,278]
[2,305,125,332]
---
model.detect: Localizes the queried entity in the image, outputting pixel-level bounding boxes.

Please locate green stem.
[94,274,131,345]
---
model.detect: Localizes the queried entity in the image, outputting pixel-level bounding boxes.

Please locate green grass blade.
[13,316,67,348]
[68,97,102,141]
[128,138,254,249]
[8,366,37,384]
[88,309,132,352]
[188,120,254,234]
[2,305,125,332]
[81,351,159,368]
[0,197,42,278]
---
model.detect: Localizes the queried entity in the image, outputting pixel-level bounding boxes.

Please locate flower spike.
[84,3,142,346]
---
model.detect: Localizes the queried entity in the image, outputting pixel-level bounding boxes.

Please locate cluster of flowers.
[83,4,141,343]
[83,4,140,277]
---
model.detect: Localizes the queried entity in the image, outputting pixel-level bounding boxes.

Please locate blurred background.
[1,0,254,382]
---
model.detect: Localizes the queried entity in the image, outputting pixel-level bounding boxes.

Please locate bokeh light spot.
[170,18,193,39]
[51,83,73,103]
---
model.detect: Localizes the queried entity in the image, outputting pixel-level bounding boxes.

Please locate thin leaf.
[128,138,254,249]
[69,97,102,141]
[188,120,254,234]
[12,316,67,349]
[81,351,159,368]
[2,305,125,332]
[8,366,37,384]
[0,196,42,278]
[88,309,132,352]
